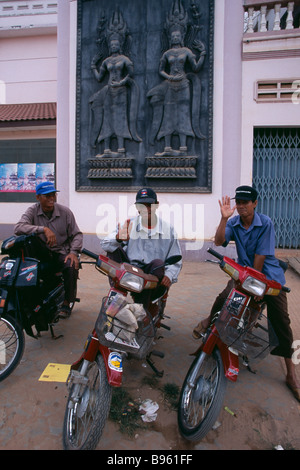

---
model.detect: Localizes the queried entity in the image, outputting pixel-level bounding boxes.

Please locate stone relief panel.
[76,0,214,192]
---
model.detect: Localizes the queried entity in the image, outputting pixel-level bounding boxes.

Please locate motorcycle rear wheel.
[63,354,112,450]
[0,314,25,382]
[178,348,227,442]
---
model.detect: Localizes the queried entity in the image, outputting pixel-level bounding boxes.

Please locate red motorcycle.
[177,247,290,442]
[62,248,181,450]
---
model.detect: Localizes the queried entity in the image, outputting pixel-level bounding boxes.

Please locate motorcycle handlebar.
[207,248,224,261]
[207,248,291,294]
[82,248,99,260]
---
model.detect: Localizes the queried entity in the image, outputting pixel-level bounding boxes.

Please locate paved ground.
[0,253,300,451]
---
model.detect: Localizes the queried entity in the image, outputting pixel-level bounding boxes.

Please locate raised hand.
[116,219,132,242]
[218,196,236,220]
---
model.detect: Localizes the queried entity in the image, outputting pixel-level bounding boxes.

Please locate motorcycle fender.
[70,334,100,371]
[201,325,218,355]
[99,343,123,387]
[70,335,123,387]
[218,340,239,382]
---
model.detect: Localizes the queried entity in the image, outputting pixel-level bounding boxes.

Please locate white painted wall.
[241,57,300,183]
[56,0,237,246]
[0,35,57,104]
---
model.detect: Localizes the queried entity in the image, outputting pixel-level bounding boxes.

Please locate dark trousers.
[41,252,78,305]
[211,280,294,358]
[54,253,78,304]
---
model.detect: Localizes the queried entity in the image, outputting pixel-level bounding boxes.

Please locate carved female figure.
[147,1,206,155]
[89,12,141,155]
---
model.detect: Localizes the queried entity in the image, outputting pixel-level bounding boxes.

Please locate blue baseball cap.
[36,181,59,195]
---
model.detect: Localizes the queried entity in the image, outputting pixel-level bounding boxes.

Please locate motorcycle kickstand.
[49,323,64,340]
[146,350,164,378]
[242,355,256,374]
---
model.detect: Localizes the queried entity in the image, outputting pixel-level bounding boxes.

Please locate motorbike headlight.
[119,272,144,292]
[242,276,266,296]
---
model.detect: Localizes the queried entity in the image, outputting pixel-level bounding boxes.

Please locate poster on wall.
[36,163,55,186]
[0,163,55,193]
[17,163,36,192]
[0,163,18,192]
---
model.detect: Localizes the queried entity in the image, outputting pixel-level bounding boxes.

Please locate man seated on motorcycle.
[14,181,83,319]
[100,187,182,310]
[193,185,300,402]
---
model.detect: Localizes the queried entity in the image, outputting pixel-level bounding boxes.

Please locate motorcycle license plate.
[226,289,247,316]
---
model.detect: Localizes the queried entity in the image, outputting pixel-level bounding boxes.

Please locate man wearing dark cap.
[101,187,182,306]
[14,182,83,318]
[193,185,300,402]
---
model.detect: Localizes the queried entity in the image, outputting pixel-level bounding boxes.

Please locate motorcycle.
[0,233,71,382]
[62,247,181,450]
[177,247,290,442]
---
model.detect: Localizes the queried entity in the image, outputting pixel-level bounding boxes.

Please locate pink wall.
[0,34,57,104]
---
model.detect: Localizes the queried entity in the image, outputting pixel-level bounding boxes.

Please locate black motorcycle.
[0,233,70,382]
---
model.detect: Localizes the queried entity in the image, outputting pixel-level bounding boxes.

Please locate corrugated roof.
[0,102,56,122]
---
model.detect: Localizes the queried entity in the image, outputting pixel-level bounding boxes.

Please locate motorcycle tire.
[178,348,227,442]
[0,314,25,382]
[62,354,112,450]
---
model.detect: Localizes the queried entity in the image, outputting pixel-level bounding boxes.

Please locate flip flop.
[286,381,300,402]
[58,304,72,319]
[192,322,207,339]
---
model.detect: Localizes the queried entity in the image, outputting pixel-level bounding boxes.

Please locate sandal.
[192,321,207,339]
[286,381,300,402]
[58,304,72,319]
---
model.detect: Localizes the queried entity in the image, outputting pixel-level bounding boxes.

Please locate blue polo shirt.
[223,212,285,285]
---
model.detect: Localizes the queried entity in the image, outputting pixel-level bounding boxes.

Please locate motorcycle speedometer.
[119,272,144,292]
[242,276,266,296]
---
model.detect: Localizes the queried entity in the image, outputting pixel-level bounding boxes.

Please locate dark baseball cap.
[36,181,59,195]
[135,187,158,204]
[233,185,258,201]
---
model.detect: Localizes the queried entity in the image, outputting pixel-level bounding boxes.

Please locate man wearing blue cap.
[14,181,83,318]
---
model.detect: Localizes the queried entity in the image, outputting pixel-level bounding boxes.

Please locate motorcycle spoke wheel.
[178,348,227,442]
[0,315,25,382]
[63,354,112,450]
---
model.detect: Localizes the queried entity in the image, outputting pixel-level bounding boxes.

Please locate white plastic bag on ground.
[139,399,159,422]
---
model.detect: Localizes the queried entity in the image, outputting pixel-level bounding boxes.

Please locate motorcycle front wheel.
[0,314,25,382]
[178,348,227,442]
[63,354,112,450]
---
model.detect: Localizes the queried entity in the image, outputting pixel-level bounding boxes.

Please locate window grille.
[253,128,300,249]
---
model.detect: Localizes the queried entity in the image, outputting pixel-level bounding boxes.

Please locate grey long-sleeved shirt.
[100,215,182,283]
[14,202,83,256]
